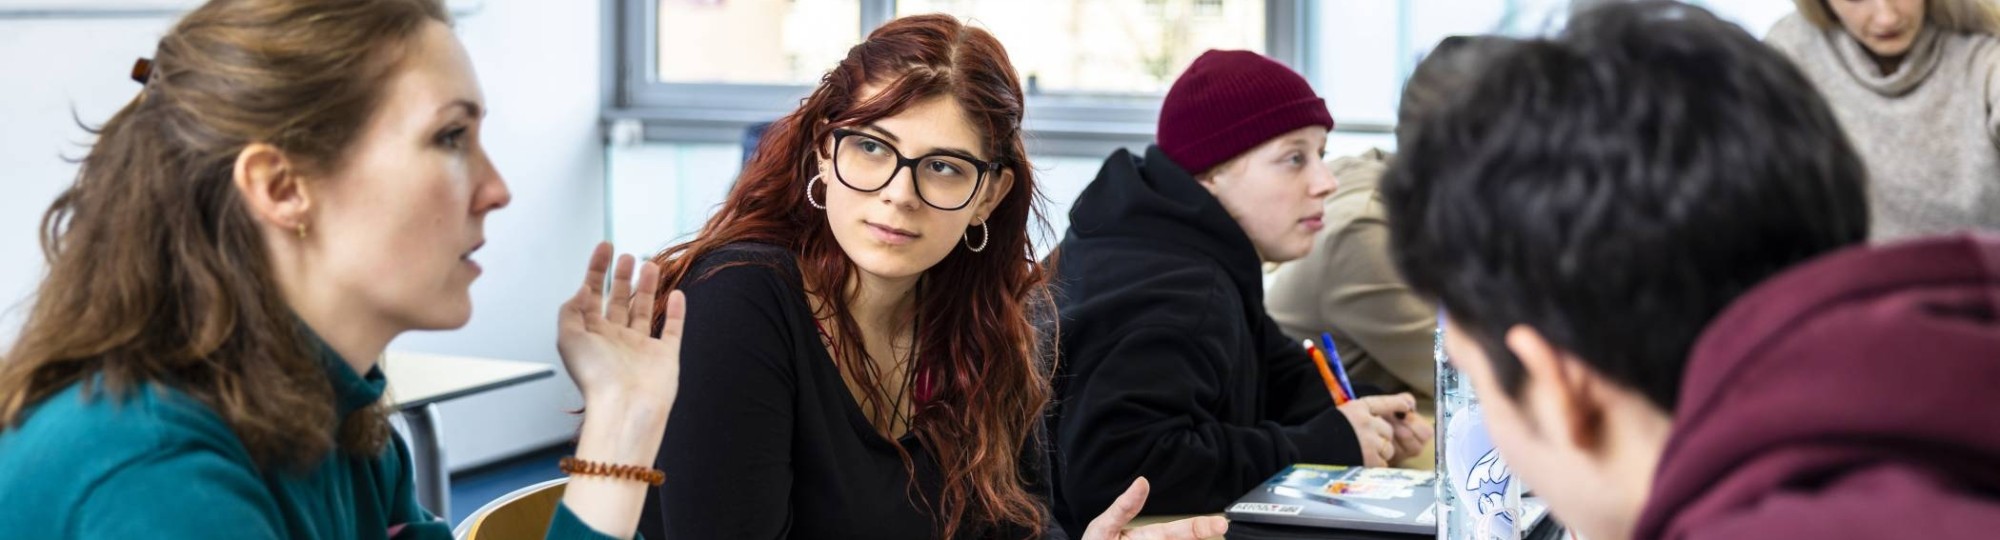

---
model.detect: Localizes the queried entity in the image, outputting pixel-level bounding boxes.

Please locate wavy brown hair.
[650,14,1053,538]
[0,0,449,470]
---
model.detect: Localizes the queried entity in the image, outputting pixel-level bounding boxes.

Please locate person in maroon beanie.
[1382,3,2000,540]
[1045,49,1431,533]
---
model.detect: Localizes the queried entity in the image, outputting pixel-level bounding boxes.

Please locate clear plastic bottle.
[1435,314,1524,540]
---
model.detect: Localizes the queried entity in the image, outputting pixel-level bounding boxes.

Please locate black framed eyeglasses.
[829,128,1001,211]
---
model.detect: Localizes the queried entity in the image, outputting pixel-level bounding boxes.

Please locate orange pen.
[1305,339,1349,405]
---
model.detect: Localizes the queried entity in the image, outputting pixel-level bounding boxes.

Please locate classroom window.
[654,0,861,86]
[607,0,1313,156]
[609,0,1786,152]
[894,0,1265,98]
[1307,0,1790,131]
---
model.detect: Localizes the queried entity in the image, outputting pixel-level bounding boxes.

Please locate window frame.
[603,0,1352,157]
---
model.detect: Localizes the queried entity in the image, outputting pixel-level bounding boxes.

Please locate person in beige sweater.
[1266,36,1514,399]
[1766,0,2000,241]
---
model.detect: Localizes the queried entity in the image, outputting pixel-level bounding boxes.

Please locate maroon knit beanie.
[1157,49,1334,176]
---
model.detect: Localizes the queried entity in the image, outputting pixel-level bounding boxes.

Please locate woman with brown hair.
[0,1,684,538]
[1766,0,2000,240]
[641,13,1224,540]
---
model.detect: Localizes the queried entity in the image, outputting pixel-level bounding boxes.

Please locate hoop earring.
[964,220,989,253]
[806,173,827,210]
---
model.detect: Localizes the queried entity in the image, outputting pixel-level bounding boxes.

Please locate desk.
[1128,515,1565,540]
[383,351,557,520]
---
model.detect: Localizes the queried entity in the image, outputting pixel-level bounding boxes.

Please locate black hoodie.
[1046,146,1365,533]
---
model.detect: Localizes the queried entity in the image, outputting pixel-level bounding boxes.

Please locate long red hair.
[650,14,1052,538]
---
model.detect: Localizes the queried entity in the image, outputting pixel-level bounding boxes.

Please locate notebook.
[1224,464,1550,536]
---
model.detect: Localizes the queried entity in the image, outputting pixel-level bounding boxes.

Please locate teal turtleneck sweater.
[0,333,617,539]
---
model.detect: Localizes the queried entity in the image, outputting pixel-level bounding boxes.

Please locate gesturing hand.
[556,242,685,415]
[1082,477,1230,540]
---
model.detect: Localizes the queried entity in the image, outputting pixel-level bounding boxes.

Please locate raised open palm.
[556,242,685,412]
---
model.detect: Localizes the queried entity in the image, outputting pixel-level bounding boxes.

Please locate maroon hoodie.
[1633,235,2000,540]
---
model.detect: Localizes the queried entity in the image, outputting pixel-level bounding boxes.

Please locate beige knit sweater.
[1766,14,2000,241]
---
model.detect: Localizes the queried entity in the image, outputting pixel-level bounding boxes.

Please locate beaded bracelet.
[559,457,665,486]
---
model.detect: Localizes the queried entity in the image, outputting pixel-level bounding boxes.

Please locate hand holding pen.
[1306,336,1429,465]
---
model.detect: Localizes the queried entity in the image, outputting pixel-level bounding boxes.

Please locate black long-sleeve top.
[638,243,1062,540]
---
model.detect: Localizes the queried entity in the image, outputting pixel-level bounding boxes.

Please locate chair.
[453,478,568,540]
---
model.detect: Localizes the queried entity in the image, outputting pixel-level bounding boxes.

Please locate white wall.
[0,14,167,348]
[0,0,606,472]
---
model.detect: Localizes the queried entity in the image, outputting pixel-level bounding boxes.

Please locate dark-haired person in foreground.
[1381,2,2000,539]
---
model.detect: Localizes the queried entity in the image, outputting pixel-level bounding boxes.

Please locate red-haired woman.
[640,14,1225,540]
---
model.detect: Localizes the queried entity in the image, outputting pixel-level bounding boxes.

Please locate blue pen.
[1320,332,1356,399]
